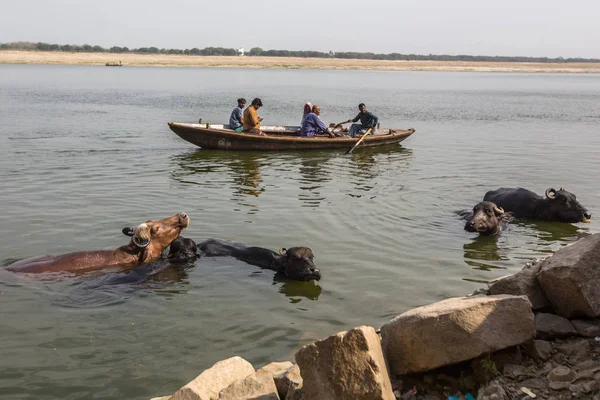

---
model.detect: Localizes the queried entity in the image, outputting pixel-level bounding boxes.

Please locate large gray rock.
[381,295,535,375]
[488,260,549,309]
[170,356,255,400]
[537,233,600,318]
[295,325,395,400]
[534,312,577,339]
[571,318,600,337]
[218,370,280,400]
[272,364,302,399]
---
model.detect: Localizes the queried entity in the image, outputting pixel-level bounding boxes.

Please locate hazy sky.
[1,0,598,58]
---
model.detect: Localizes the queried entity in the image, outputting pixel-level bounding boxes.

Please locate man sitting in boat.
[345,103,379,137]
[242,97,264,135]
[299,105,336,138]
[229,98,246,132]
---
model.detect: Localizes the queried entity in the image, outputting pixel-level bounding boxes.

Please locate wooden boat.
[168,122,415,151]
[105,61,122,67]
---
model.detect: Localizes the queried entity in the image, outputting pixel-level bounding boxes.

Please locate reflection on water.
[273,273,322,301]
[463,219,590,276]
[463,235,508,273]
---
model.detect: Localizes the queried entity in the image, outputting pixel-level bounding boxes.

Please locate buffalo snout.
[465,201,506,235]
[279,247,321,281]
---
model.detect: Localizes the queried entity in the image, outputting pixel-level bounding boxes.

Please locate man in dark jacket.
[346,103,378,137]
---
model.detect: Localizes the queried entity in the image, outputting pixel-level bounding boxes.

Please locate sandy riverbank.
[2,50,600,73]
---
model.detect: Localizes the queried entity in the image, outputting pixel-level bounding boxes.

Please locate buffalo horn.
[494,206,505,215]
[545,188,557,199]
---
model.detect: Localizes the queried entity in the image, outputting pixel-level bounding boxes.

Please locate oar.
[345,128,372,155]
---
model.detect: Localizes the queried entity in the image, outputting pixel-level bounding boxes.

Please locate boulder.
[381,295,535,375]
[488,261,549,309]
[295,325,395,400]
[537,233,600,318]
[571,318,600,337]
[170,356,255,400]
[258,361,294,377]
[534,313,577,339]
[284,381,303,400]
[272,364,302,399]
[218,370,279,400]
[524,340,552,361]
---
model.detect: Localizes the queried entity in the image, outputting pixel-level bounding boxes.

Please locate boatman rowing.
[243,97,264,135]
[345,103,379,137]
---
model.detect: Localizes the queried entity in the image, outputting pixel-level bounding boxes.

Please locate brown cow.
[7,212,190,274]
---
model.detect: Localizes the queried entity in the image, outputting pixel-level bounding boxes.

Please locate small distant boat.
[168,122,416,151]
[105,61,122,67]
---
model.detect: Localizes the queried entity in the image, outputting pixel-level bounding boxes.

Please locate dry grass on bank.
[2,50,600,73]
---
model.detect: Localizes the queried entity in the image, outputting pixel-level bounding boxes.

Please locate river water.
[0,65,598,399]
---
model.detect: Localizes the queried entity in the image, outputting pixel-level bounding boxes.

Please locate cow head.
[543,188,591,223]
[465,201,506,235]
[277,247,321,281]
[122,212,190,262]
[167,236,201,262]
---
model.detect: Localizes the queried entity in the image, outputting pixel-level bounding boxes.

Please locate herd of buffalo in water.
[3,186,592,284]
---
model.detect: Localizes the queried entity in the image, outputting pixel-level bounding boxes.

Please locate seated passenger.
[301,102,313,125]
[229,98,246,132]
[242,97,264,135]
[299,105,335,138]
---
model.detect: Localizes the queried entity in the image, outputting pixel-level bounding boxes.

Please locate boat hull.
[168,123,415,151]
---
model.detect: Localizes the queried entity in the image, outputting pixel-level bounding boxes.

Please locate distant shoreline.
[2,50,600,73]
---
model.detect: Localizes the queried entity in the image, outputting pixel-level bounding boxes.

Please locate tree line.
[1,41,598,63]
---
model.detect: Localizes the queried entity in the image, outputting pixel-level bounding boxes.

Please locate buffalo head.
[543,188,591,223]
[277,247,321,281]
[122,212,190,262]
[465,201,506,235]
[167,236,201,262]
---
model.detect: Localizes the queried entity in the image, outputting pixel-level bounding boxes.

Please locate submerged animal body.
[6,212,190,274]
[464,201,509,235]
[483,187,591,223]
[198,239,321,281]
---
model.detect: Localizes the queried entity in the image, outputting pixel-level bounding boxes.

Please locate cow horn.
[545,188,557,199]
[132,223,151,248]
[279,248,287,256]
[494,206,505,215]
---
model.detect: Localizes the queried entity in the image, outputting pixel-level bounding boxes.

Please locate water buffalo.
[464,201,509,235]
[167,236,201,262]
[7,212,190,274]
[483,187,591,223]
[198,239,321,281]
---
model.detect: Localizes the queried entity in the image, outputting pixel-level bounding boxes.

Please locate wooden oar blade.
[345,128,372,154]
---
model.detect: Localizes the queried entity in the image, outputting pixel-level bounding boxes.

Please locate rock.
[151,397,171,400]
[295,325,395,400]
[547,365,576,390]
[381,295,535,375]
[273,364,302,399]
[284,381,303,400]
[258,361,294,376]
[488,261,549,309]
[571,318,600,337]
[476,380,507,400]
[170,356,255,400]
[217,369,280,400]
[534,313,577,339]
[524,340,552,361]
[537,233,600,318]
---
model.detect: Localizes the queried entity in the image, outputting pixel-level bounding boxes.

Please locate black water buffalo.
[464,201,509,235]
[198,239,321,281]
[483,187,591,223]
[167,236,201,262]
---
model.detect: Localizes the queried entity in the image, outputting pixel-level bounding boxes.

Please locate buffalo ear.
[279,248,287,256]
[545,188,557,200]
[122,227,134,236]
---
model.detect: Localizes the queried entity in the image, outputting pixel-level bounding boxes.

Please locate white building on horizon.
[237,48,244,56]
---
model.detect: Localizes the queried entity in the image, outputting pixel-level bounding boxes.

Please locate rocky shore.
[152,233,600,400]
